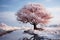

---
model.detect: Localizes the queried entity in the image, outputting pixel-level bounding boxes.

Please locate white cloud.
[0,12,16,22]
[47,7,60,12]
[46,7,60,24]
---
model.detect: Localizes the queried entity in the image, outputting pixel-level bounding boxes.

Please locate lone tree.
[16,3,52,30]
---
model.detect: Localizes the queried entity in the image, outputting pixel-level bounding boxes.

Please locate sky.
[0,0,60,27]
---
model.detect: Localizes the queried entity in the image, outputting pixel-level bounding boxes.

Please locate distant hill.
[0,23,20,36]
[48,24,60,27]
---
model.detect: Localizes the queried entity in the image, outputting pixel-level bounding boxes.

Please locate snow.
[0,23,60,40]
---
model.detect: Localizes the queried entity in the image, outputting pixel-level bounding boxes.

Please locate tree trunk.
[33,23,37,30]
[33,23,44,30]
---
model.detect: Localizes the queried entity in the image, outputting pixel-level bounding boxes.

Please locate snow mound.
[0,23,7,27]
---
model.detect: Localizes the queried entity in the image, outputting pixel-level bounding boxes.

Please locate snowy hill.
[0,23,20,36]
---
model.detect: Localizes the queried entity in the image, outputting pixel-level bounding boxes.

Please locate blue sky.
[0,0,60,12]
[0,0,60,26]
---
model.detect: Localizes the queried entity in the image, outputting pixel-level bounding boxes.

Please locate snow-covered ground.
[0,23,60,40]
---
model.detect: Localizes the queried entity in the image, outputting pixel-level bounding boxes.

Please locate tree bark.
[33,23,37,30]
[33,23,44,30]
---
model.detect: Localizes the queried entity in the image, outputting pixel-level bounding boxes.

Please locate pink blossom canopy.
[16,3,52,24]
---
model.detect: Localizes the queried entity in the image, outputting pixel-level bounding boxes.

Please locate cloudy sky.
[0,0,60,26]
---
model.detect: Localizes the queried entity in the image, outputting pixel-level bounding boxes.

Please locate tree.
[16,3,52,30]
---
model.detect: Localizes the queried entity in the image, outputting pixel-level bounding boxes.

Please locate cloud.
[47,7,60,12]
[0,12,16,22]
[46,7,60,24]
